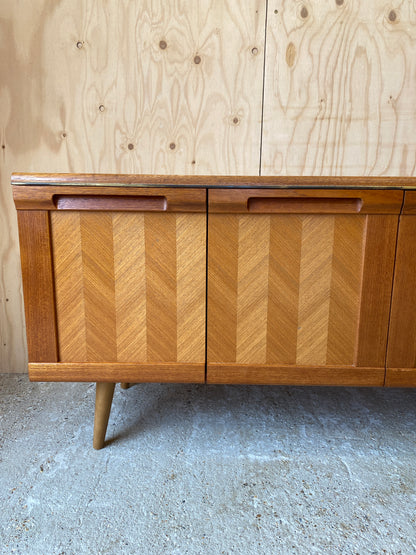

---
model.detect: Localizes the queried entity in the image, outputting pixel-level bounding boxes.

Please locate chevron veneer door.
[16,186,206,383]
[207,189,403,386]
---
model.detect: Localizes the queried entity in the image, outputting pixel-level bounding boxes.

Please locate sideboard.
[12,173,416,448]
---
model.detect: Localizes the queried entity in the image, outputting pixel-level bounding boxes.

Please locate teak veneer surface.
[50,210,206,368]
[13,186,206,212]
[207,364,384,387]
[11,173,416,189]
[29,363,205,383]
[16,211,58,363]
[207,205,398,382]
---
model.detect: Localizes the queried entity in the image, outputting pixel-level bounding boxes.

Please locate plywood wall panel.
[0,0,265,372]
[3,0,265,176]
[262,0,416,176]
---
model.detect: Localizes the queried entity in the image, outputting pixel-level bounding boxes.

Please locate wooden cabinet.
[207,189,402,386]
[12,174,416,447]
[15,185,207,384]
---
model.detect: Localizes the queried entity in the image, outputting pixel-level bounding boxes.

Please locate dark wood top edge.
[11,172,416,189]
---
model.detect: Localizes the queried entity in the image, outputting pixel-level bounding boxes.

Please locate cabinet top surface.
[11,173,416,190]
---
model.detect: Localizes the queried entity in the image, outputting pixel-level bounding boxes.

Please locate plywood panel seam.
[259,0,269,177]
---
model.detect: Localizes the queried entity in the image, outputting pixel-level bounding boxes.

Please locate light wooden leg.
[120,383,131,389]
[93,382,116,450]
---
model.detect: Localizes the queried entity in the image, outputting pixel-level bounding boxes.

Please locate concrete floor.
[0,375,415,554]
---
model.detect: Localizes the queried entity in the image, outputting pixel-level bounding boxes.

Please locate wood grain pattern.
[207,194,398,381]
[3,1,264,175]
[296,216,335,365]
[55,195,168,211]
[326,216,365,366]
[145,213,177,363]
[113,213,147,362]
[176,214,206,362]
[386,215,416,372]
[13,186,207,212]
[262,1,416,176]
[208,188,404,214]
[236,215,270,363]
[81,213,118,362]
[386,369,416,388]
[0,168,27,373]
[12,173,416,188]
[16,211,58,363]
[207,215,239,363]
[401,190,416,214]
[50,212,87,362]
[207,364,384,387]
[266,215,302,364]
[355,215,399,367]
[50,209,206,368]
[2,1,264,177]
[29,362,205,383]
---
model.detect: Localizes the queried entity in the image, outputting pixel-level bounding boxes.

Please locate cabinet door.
[16,186,206,383]
[386,192,416,386]
[207,189,403,386]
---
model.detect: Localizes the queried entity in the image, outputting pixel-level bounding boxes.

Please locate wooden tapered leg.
[93,382,116,450]
[120,383,131,389]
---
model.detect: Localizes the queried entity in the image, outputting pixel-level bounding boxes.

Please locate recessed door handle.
[54,195,167,212]
[247,197,363,214]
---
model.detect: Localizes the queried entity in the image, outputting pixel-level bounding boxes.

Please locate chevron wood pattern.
[81,213,118,362]
[207,210,398,380]
[296,216,335,366]
[266,215,302,364]
[207,215,239,363]
[145,213,178,363]
[51,211,206,366]
[236,215,270,364]
[113,213,147,362]
[326,216,366,366]
[176,214,206,363]
[51,212,87,362]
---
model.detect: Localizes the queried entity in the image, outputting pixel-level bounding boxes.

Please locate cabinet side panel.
[176,214,206,363]
[51,212,87,362]
[17,211,58,363]
[387,215,416,369]
[356,215,398,367]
